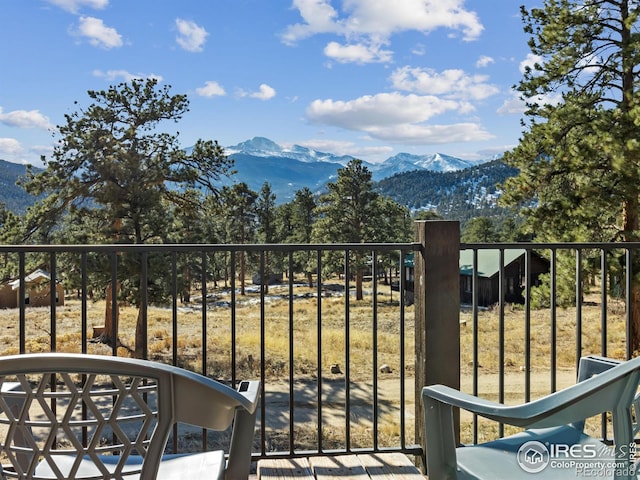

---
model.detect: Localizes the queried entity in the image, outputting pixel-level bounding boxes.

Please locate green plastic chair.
[0,353,260,480]
[422,355,640,479]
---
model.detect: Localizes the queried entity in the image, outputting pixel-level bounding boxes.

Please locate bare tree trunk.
[101,281,119,345]
[240,251,246,296]
[135,308,145,359]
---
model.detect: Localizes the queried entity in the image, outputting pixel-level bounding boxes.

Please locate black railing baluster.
[498,249,505,438]
[171,252,178,367]
[230,250,237,386]
[472,248,479,444]
[288,251,295,455]
[50,251,56,352]
[601,249,607,358]
[110,252,118,357]
[372,250,379,450]
[344,249,351,452]
[399,250,407,450]
[525,249,531,403]
[141,251,148,359]
[317,249,323,453]
[626,249,632,360]
[259,250,267,457]
[81,252,88,354]
[19,251,25,354]
[575,249,583,372]
[550,249,557,393]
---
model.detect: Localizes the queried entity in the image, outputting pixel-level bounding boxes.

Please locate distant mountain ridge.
[222,137,488,200]
[226,137,356,166]
[0,138,512,216]
[226,136,484,177]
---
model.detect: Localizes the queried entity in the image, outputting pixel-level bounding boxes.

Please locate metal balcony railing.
[0,241,418,460]
[0,221,637,463]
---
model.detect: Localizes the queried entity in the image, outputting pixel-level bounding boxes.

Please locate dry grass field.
[0,280,630,449]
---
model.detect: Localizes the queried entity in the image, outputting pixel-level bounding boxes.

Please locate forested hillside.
[0,160,41,213]
[0,156,519,225]
[375,160,519,223]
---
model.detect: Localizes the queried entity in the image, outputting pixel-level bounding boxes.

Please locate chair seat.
[455,425,625,480]
[35,450,226,480]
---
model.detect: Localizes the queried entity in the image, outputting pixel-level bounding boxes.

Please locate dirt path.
[260,369,577,430]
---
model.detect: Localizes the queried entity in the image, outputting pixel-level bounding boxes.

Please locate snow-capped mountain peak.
[383,152,478,173]
[226,137,355,165]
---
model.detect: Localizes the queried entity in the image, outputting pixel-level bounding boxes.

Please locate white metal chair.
[0,353,260,480]
[422,355,640,479]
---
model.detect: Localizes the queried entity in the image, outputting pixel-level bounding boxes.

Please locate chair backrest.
[0,353,256,480]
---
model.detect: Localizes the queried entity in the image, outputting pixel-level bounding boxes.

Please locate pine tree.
[21,78,233,356]
[501,0,640,351]
[222,183,258,295]
[313,159,381,300]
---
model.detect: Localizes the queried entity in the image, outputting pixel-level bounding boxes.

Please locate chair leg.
[612,405,635,480]
[423,395,458,480]
[225,408,258,480]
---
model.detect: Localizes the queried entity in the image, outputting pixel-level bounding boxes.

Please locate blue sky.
[0,0,543,166]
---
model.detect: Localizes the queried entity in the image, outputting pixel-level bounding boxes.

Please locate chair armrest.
[226,381,261,480]
[423,355,640,430]
[235,380,260,414]
[577,355,622,382]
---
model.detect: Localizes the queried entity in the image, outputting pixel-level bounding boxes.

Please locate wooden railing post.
[414,220,460,469]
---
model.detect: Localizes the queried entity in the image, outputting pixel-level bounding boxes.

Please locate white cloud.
[175,19,208,52]
[497,92,525,115]
[196,81,226,98]
[0,138,23,155]
[46,0,108,14]
[281,0,341,44]
[306,91,493,145]
[75,16,122,49]
[324,41,392,64]
[307,92,460,129]
[239,84,276,101]
[390,66,499,101]
[0,139,51,165]
[497,89,563,115]
[364,123,494,145]
[283,0,483,63]
[411,43,426,56]
[0,108,53,130]
[92,70,163,82]
[476,55,494,68]
[520,53,543,74]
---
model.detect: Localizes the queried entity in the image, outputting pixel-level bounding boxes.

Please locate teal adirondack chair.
[422,355,640,479]
[0,353,260,480]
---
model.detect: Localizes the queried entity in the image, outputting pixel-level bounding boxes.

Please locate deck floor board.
[258,453,426,480]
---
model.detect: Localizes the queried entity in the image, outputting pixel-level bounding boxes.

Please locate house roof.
[9,269,51,290]
[459,249,527,278]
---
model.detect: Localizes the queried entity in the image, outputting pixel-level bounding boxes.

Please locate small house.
[396,250,550,307]
[459,249,549,307]
[0,269,64,309]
